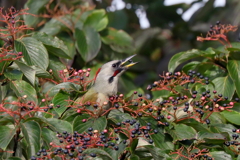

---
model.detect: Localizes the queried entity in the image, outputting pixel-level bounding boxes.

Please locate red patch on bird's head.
[112,69,121,77]
[94,68,101,81]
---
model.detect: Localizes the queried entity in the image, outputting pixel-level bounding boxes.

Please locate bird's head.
[94,54,138,84]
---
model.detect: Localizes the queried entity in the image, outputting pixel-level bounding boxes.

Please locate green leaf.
[0,61,7,75]
[130,139,139,153]
[75,27,101,62]
[151,90,170,99]
[130,154,140,160]
[104,141,126,160]
[21,121,41,159]
[41,128,60,148]
[210,124,235,137]
[48,55,67,81]
[179,119,210,133]
[182,61,200,73]
[40,17,68,35]
[209,112,226,124]
[143,145,170,160]
[32,66,52,78]
[227,58,240,97]
[138,117,174,150]
[15,60,35,85]
[212,76,235,99]
[168,49,209,72]
[82,148,112,160]
[0,125,17,150]
[24,117,72,133]
[226,42,240,52]
[0,115,15,125]
[44,118,72,133]
[210,151,232,160]
[73,116,107,133]
[52,90,70,116]
[15,37,49,70]
[32,32,71,59]
[57,36,76,59]
[193,62,226,80]
[2,95,18,109]
[10,80,37,104]
[23,0,49,27]
[108,109,134,123]
[134,150,153,160]
[2,96,19,124]
[198,131,227,144]
[232,102,240,112]
[47,82,81,97]
[168,124,197,143]
[4,69,23,80]
[84,9,108,31]
[6,157,22,160]
[221,110,240,125]
[101,27,135,53]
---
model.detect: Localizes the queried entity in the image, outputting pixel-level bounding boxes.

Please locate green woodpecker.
[76,55,137,115]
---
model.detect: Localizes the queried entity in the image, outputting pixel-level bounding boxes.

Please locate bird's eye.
[112,64,116,68]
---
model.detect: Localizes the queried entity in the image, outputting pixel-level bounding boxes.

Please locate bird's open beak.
[120,54,138,69]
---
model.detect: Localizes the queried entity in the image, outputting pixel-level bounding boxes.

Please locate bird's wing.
[74,88,109,115]
[74,88,101,105]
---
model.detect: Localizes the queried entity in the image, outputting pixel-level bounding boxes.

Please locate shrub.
[0,3,240,160]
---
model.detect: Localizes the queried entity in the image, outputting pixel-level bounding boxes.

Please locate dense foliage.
[1,1,240,160]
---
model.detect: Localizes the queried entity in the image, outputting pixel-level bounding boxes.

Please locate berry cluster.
[0,97,59,120]
[197,21,237,47]
[113,119,159,144]
[108,70,237,125]
[31,129,121,160]
[69,70,238,126]
[171,147,212,160]
[47,68,92,92]
[149,70,209,93]
[224,129,240,153]
[0,7,33,61]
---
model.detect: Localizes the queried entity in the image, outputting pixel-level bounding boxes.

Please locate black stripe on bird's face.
[108,61,123,84]
[108,76,114,83]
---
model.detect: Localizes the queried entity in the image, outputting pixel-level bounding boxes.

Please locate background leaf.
[101,27,135,53]
[82,148,112,160]
[168,124,197,143]
[52,90,70,116]
[21,121,41,159]
[23,0,49,27]
[143,145,170,160]
[15,61,35,85]
[212,76,235,99]
[10,80,37,103]
[40,17,69,35]
[15,37,49,70]
[47,82,81,97]
[168,49,213,72]
[198,132,227,144]
[4,69,23,81]
[227,58,240,97]
[84,9,108,31]
[0,125,16,150]
[75,27,101,62]
[210,151,232,160]
[44,118,72,133]
[73,116,107,133]
[32,32,71,59]
[221,110,240,125]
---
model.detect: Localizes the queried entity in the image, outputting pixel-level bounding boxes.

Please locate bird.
[75,54,137,116]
